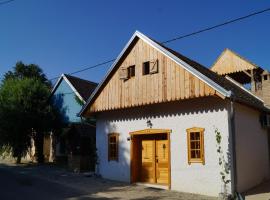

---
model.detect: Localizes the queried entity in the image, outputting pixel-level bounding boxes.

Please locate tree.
[0,62,62,163]
[3,61,51,87]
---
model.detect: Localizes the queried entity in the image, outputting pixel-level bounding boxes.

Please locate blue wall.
[51,79,83,123]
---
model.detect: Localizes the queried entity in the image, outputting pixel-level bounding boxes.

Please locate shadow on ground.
[242,180,270,200]
[0,162,217,200]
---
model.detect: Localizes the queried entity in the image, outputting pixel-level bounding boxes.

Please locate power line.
[0,0,15,6]
[49,59,115,81]
[49,7,270,81]
[162,7,270,44]
[68,59,115,76]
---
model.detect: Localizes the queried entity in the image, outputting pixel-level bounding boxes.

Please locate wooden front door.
[141,140,155,183]
[140,136,169,184]
[156,140,169,184]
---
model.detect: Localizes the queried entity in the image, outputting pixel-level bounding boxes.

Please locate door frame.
[129,129,171,189]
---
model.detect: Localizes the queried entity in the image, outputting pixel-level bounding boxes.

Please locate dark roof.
[64,74,98,101]
[155,40,268,112]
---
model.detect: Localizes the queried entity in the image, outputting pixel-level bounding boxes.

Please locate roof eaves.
[63,75,86,103]
[211,48,262,72]
[50,74,64,95]
[225,76,264,103]
[227,48,261,69]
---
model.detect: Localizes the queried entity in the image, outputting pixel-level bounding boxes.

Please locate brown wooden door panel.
[156,168,168,184]
[156,140,169,184]
[141,140,155,183]
[140,137,169,185]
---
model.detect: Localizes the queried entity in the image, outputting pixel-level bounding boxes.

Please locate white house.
[79,31,270,197]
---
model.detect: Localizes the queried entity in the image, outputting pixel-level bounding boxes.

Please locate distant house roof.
[79,31,268,115]
[211,48,263,75]
[154,41,267,111]
[51,74,98,103]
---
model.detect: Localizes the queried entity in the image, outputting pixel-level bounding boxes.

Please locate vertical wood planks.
[87,38,218,113]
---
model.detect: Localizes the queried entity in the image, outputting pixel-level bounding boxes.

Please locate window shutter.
[149,59,158,74]
[119,67,128,80]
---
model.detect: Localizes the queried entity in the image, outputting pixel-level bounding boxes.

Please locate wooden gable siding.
[211,49,257,75]
[88,39,217,113]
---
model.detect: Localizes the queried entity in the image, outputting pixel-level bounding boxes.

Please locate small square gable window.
[143,61,150,75]
[128,65,135,78]
[143,59,158,75]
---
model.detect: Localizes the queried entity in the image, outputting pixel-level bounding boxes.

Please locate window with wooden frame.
[187,127,205,165]
[127,65,135,78]
[108,133,119,161]
[142,61,150,75]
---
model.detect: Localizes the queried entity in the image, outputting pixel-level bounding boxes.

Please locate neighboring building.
[80,31,270,197]
[51,74,97,123]
[48,74,97,171]
[212,48,270,107]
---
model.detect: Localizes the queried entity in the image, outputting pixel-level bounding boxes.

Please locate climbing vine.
[215,128,231,196]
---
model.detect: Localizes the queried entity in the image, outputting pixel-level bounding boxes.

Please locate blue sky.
[0,0,270,84]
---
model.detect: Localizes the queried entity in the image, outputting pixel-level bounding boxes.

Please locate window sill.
[188,160,205,165]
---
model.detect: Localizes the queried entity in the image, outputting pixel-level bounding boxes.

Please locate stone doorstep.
[135,182,169,190]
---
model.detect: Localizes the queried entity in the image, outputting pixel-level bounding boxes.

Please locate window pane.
[191,141,200,149]
[195,141,200,149]
[191,150,195,158]
[131,66,135,77]
[110,145,113,154]
[191,150,201,159]
[191,141,195,149]
[110,136,116,143]
[190,132,195,140]
[195,150,201,158]
[194,132,200,140]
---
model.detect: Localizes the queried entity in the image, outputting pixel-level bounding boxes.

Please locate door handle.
[156,159,158,163]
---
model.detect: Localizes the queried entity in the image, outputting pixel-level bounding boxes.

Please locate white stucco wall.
[234,103,270,192]
[96,97,231,197]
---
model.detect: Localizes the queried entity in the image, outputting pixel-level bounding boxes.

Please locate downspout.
[229,98,238,195]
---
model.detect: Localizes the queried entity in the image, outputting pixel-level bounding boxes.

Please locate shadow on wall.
[98,96,227,123]
[51,93,69,123]
[96,122,131,181]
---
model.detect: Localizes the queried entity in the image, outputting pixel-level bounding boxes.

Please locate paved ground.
[0,161,217,200]
[243,180,270,200]
[0,168,86,200]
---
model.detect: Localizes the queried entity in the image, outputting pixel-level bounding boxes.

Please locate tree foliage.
[3,61,51,87]
[0,62,62,163]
